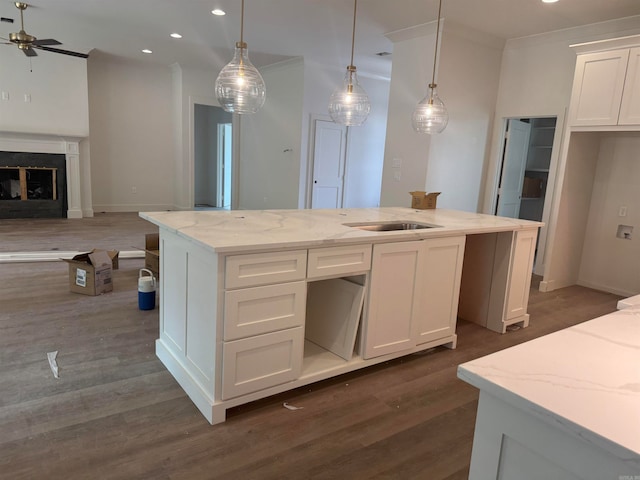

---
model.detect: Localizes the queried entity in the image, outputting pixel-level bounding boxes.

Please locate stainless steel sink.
[344,221,441,231]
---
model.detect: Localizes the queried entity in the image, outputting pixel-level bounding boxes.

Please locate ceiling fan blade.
[34,45,88,59]
[33,38,62,46]
[23,47,38,57]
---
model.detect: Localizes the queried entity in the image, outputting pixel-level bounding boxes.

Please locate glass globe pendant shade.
[412,84,448,134]
[215,42,266,114]
[328,67,371,126]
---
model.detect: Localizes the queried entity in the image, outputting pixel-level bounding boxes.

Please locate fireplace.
[0,132,87,218]
[0,151,68,218]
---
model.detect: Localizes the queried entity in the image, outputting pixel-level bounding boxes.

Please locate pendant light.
[328,0,371,126]
[412,0,448,134]
[215,0,265,114]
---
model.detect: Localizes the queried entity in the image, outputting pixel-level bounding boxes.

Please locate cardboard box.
[522,177,543,198]
[63,250,113,296]
[145,233,160,278]
[90,248,119,270]
[409,191,441,209]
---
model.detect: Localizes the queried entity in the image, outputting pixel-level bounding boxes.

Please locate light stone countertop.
[458,306,640,460]
[139,207,542,254]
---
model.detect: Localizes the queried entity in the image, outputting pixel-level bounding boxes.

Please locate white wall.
[578,133,640,296]
[301,61,390,209]
[239,59,305,209]
[380,22,503,212]
[0,48,89,137]
[88,56,174,212]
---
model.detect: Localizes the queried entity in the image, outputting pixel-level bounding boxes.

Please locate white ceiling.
[1,0,640,78]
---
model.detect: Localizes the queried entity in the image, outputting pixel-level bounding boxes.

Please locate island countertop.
[139,207,542,254]
[458,306,640,461]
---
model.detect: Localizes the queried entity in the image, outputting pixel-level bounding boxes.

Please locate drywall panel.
[578,133,640,296]
[88,56,174,212]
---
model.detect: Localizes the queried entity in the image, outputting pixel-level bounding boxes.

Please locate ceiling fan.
[1,2,88,59]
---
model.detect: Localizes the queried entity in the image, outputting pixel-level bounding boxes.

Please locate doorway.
[194,104,233,208]
[310,118,348,209]
[495,116,557,222]
[495,116,559,274]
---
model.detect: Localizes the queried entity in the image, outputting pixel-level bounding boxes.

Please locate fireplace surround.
[0,132,87,218]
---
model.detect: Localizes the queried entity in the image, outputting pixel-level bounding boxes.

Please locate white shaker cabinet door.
[363,240,424,359]
[619,47,640,125]
[416,236,466,345]
[569,48,629,126]
[504,229,537,322]
[221,327,304,400]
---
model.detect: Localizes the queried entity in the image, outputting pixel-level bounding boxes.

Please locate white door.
[216,123,232,208]
[311,120,347,209]
[496,119,531,218]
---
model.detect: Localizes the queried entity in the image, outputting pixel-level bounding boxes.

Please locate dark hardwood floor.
[0,215,623,479]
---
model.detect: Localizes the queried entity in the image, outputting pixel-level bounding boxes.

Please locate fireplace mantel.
[0,131,88,218]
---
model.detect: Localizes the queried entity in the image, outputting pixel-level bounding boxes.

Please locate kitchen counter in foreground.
[458,307,640,479]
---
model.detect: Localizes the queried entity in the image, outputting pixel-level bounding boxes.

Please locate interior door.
[311,120,347,209]
[496,119,531,218]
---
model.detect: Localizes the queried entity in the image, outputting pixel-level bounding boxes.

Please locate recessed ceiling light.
[170,33,182,39]
[211,9,226,16]
[142,49,153,54]
[541,0,559,3]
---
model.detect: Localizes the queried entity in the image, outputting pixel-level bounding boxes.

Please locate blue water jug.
[138,268,157,310]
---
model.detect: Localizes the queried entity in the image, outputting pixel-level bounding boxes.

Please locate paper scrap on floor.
[47,351,59,379]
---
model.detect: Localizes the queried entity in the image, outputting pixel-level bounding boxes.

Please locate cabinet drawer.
[221,327,304,400]
[307,244,372,279]
[224,281,306,340]
[225,250,307,289]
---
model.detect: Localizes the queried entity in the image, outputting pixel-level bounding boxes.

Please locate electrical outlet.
[24,93,31,103]
[132,186,137,194]
[619,206,627,217]
[393,171,401,181]
[1,91,8,101]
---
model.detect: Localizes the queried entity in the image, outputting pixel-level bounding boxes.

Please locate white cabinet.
[569,45,640,127]
[458,229,537,334]
[223,281,306,341]
[364,240,424,359]
[222,327,304,400]
[416,236,466,346]
[221,252,308,400]
[364,236,466,358]
[619,47,640,125]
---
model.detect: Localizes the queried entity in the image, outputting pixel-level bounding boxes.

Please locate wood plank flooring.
[0,215,623,479]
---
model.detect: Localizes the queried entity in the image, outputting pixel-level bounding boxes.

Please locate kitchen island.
[140,207,541,424]
[458,307,640,480]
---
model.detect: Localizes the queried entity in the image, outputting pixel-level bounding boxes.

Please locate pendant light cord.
[240,0,245,44]
[349,0,357,67]
[430,0,443,87]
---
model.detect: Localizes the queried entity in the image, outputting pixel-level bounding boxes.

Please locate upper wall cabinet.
[619,47,640,125]
[569,37,640,128]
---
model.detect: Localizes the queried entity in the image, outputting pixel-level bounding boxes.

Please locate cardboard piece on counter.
[62,250,113,296]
